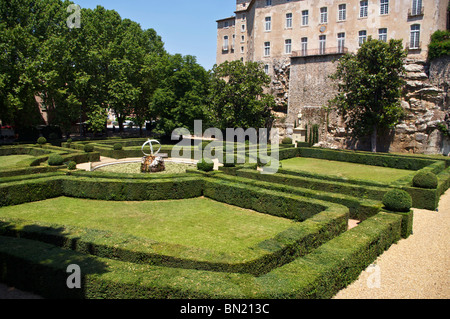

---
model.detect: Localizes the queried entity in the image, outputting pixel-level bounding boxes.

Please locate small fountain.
[141,139,166,173]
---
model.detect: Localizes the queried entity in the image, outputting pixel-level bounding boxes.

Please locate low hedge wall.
[257,212,402,299]
[236,169,389,202]
[0,211,402,299]
[0,175,203,207]
[0,166,61,178]
[203,178,328,222]
[0,202,347,276]
[62,176,202,202]
[298,147,438,171]
[213,173,382,221]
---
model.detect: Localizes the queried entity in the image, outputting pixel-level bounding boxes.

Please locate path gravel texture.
[1,189,449,299]
[334,189,450,299]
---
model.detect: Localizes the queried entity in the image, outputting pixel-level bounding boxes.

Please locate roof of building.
[216,16,236,23]
[235,0,256,13]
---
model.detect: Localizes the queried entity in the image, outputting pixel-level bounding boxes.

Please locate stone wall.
[322,58,449,155]
[285,55,449,155]
[388,57,449,155]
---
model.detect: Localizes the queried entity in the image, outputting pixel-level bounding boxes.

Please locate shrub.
[37,137,47,146]
[382,189,412,212]
[197,159,214,172]
[66,138,73,145]
[113,143,123,151]
[412,171,438,189]
[47,154,64,166]
[428,30,450,61]
[67,161,77,170]
[84,144,94,153]
[281,137,293,145]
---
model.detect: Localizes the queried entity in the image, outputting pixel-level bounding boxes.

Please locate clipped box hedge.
[213,172,382,221]
[298,147,438,171]
[0,211,402,299]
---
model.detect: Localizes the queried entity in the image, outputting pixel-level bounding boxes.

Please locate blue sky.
[73,0,236,70]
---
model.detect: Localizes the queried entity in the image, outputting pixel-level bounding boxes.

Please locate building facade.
[216,0,449,153]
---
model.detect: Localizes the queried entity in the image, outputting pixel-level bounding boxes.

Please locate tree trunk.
[371,125,377,153]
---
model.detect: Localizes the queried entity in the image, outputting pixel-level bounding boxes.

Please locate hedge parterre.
[0,141,449,299]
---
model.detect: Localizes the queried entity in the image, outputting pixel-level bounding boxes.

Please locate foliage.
[85,107,107,134]
[428,30,450,61]
[37,137,47,146]
[329,38,407,152]
[150,54,209,137]
[382,189,412,212]
[412,171,438,189]
[197,159,214,172]
[113,143,123,151]
[67,161,77,170]
[207,60,275,131]
[281,137,292,145]
[84,144,94,153]
[47,154,64,166]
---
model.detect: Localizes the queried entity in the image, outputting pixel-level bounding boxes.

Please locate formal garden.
[1,137,449,299]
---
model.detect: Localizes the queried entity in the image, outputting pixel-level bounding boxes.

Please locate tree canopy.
[1,0,277,141]
[207,60,275,132]
[329,38,407,152]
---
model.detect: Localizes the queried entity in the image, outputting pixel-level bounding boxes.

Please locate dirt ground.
[1,190,449,299]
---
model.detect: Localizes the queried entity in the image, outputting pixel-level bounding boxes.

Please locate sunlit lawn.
[96,162,196,174]
[0,155,35,169]
[0,196,294,255]
[280,157,414,183]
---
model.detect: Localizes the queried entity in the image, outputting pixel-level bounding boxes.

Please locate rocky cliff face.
[321,57,449,155]
[389,57,449,155]
[270,59,290,113]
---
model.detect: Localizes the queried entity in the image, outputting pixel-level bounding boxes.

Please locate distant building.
[216,0,449,154]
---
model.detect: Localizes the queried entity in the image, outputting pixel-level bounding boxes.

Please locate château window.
[264,42,271,56]
[301,10,309,26]
[285,39,292,54]
[410,24,420,49]
[320,7,328,24]
[338,4,347,21]
[358,30,367,46]
[301,37,308,55]
[337,32,345,53]
[264,64,270,74]
[319,35,326,54]
[223,36,229,51]
[411,0,423,16]
[265,17,271,31]
[378,28,387,42]
[286,13,293,28]
[360,1,368,18]
[380,0,389,15]
[266,0,272,6]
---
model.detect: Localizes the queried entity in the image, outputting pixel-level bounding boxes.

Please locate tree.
[207,60,275,132]
[329,38,407,152]
[150,54,209,137]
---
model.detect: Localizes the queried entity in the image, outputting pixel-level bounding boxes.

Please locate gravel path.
[334,189,450,299]
[1,190,449,299]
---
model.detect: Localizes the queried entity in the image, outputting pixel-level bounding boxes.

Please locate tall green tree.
[329,38,407,152]
[150,54,209,137]
[207,60,275,131]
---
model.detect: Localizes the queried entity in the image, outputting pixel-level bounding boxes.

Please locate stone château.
[216,0,450,154]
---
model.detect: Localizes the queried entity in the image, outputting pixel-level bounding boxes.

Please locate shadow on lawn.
[0,220,110,299]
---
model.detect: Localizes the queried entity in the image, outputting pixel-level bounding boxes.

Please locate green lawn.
[280,157,414,183]
[0,155,36,169]
[0,197,294,255]
[96,162,197,174]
